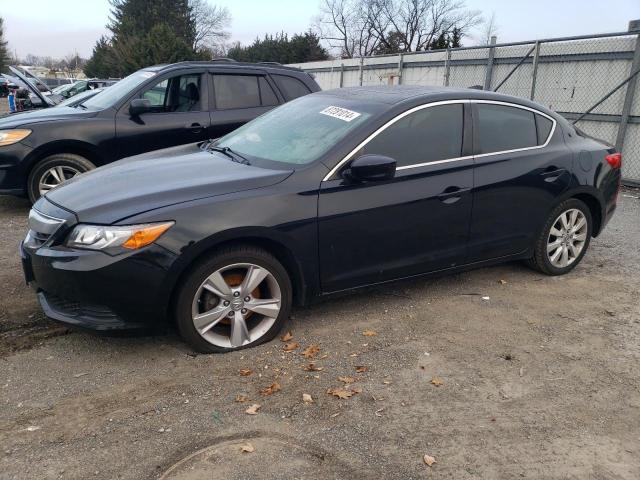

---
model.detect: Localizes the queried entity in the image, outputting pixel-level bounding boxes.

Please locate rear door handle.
[437,186,469,204]
[186,122,204,133]
[540,166,566,183]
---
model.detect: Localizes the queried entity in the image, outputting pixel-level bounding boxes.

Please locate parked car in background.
[3,67,64,111]
[55,88,104,107]
[20,86,621,353]
[52,79,117,99]
[0,61,320,202]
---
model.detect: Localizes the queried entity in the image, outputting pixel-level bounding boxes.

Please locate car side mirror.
[129,98,152,117]
[344,154,396,182]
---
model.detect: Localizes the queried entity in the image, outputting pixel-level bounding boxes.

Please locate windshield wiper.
[204,143,251,165]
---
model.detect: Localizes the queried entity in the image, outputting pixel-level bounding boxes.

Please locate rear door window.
[359,103,464,168]
[272,74,312,101]
[213,74,280,109]
[475,104,537,154]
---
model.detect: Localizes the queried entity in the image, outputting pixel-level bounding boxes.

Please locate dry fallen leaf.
[302,393,314,404]
[260,382,281,396]
[350,386,362,394]
[240,442,255,453]
[245,404,261,415]
[303,363,323,372]
[499,279,507,285]
[301,344,320,358]
[327,387,353,399]
[355,366,368,373]
[280,331,293,342]
[235,394,249,403]
[239,369,252,376]
[431,376,444,387]
[362,330,378,337]
[283,342,300,352]
[338,376,356,384]
[423,454,436,466]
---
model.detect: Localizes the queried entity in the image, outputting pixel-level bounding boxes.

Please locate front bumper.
[0,141,33,195]
[21,239,178,333]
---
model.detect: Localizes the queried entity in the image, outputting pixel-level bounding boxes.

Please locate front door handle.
[186,122,204,133]
[437,186,469,204]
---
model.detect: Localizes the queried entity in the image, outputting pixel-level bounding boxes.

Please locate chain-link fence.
[289,27,640,186]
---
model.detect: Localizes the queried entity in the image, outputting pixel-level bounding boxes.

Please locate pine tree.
[0,17,9,73]
[228,31,329,64]
[85,0,199,77]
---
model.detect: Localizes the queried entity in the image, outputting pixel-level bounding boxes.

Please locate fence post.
[358,57,364,86]
[484,36,497,90]
[397,53,404,85]
[615,22,640,152]
[339,63,344,88]
[444,48,451,86]
[530,41,541,100]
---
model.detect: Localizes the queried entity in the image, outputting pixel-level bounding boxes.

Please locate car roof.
[144,60,307,76]
[316,85,559,117]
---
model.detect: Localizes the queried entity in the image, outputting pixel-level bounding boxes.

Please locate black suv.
[0,61,320,202]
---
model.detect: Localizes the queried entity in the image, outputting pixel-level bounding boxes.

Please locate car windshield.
[82,70,156,110]
[214,95,377,165]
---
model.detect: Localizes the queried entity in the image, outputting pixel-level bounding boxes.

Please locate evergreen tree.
[83,36,115,78]
[228,32,329,64]
[0,17,9,73]
[85,0,200,77]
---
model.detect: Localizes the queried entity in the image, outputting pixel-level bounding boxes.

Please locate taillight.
[605,152,622,169]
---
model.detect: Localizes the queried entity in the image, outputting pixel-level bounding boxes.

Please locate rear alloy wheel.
[176,247,292,353]
[27,153,96,203]
[526,198,592,275]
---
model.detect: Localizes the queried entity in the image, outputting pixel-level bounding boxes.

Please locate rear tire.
[27,153,96,203]
[526,198,592,276]
[175,246,292,354]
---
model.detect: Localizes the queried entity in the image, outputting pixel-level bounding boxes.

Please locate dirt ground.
[1,190,639,480]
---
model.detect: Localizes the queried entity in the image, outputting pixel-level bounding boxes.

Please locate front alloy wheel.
[38,165,82,196]
[192,263,282,349]
[176,246,292,353]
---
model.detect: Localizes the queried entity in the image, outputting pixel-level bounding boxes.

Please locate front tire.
[27,153,96,203]
[175,246,292,353]
[527,198,592,276]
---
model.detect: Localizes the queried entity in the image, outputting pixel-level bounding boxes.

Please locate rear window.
[272,74,312,101]
[476,104,537,154]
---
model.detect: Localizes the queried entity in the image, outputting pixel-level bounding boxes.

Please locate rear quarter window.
[272,74,312,101]
[535,114,553,145]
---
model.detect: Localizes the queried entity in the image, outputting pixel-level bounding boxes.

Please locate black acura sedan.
[21,86,621,353]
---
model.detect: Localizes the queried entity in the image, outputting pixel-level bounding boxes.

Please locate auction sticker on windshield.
[320,106,361,122]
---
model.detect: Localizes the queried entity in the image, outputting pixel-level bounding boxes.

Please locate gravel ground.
[1,190,639,480]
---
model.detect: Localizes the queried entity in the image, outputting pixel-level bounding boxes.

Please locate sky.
[2,0,640,60]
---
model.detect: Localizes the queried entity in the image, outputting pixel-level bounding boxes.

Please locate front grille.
[44,292,118,321]
[26,208,65,247]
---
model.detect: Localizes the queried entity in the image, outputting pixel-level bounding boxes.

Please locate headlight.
[66,222,174,254]
[0,129,32,147]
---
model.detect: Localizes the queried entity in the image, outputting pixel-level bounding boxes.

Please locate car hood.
[44,143,294,224]
[0,105,96,128]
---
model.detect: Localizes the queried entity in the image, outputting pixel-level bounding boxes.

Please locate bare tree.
[190,0,231,51]
[314,0,481,58]
[475,11,498,46]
